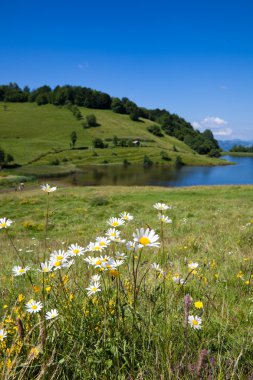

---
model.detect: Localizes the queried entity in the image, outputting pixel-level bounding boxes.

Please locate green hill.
[0,102,225,178]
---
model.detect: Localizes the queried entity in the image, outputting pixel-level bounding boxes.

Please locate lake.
[55,156,253,187]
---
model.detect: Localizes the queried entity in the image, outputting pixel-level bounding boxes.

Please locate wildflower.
[0,329,7,341]
[67,243,85,257]
[86,242,104,253]
[12,266,30,276]
[45,286,51,292]
[188,262,199,270]
[106,228,121,241]
[188,315,202,330]
[38,262,53,273]
[18,294,25,302]
[109,269,119,277]
[172,275,185,285]
[151,263,165,276]
[154,202,171,211]
[194,301,203,309]
[120,212,134,221]
[33,285,41,293]
[25,300,43,314]
[115,251,127,259]
[0,217,13,229]
[40,184,57,193]
[90,274,101,283]
[95,237,111,248]
[133,228,160,248]
[49,250,70,269]
[107,217,125,228]
[84,256,98,266]
[126,241,137,251]
[45,309,59,320]
[29,346,40,359]
[158,214,172,224]
[86,281,101,297]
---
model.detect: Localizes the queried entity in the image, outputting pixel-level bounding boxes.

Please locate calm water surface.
[57,156,253,187]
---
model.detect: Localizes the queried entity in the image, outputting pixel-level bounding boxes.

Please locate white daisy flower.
[158,215,172,224]
[0,329,7,341]
[115,252,128,260]
[45,309,59,320]
[25,300,43,314]
[86,281,101,297]
[126,241,137,251]
[84,256,98,266]
[107,217,125,228]
[119,212,134,221]
[154,203,171,211]
[133,228,160,248]
[38,262,53,273]
[0,217,13,229]
[110,259,124,269]
[172,276,185,285]
[151,263,166,276]
[90,274,101,283]
[49,250,70,270]
[106,228,121,241]
[40,184,57,193]
[67,243,85,257]
[12,265,30,276]
[86,242,104,253]
[95,237,111,248]
[61,259,75,269]
[188,262,199,270]
[188,315,202,330]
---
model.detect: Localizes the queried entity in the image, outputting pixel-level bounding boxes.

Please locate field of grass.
[0,102,225,181]
[1,184,253,378]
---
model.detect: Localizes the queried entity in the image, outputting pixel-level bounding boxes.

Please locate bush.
[175,155,184,167]
[147,125,164,137]
[160,151,171,161]
[92,138,108,149]
[143,155,153,167]
[86,114,98,127]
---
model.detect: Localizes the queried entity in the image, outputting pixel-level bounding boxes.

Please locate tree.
[92,138,107,149]
[86,114,97,127]
[0,147,5,165]
[70,131,77,148]
[111,98,126,114]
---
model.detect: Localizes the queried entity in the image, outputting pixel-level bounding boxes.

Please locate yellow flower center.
[94,246,101,251]
[192,320,198,326]
[99,242,105,246]
[112,221,119,226]
[0,334,3,340]
[73,249,79,254]
[54,261,61,267]
[111,233,116,237]
[18,269,25,273]
[91,287,97,292]
[1,222,6,227]
[139,236,151,246]
[31,305,38,310]
[56,255,63,260]
[95,260,101,265]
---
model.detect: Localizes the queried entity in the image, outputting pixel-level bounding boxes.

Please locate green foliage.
[230,144,253,153]
[160,150,171,161]
[85,114,98,127]
[143,155,153,167]
[147,124,164,137]
[70,131,77,148]
[175,155,184,167]
[92,138,108,149]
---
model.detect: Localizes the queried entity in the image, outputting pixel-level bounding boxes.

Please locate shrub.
[160,151,171,161]
[143,155,153,167]
[175,155,184,167]
[92,138,108,149]
[147,125,164,137]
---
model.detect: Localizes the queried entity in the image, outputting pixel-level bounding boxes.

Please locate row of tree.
[0,83,220,156]
[229,145,253,152]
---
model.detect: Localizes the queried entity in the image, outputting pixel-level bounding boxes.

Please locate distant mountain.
[219,139,253,151]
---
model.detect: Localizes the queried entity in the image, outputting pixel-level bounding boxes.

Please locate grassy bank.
[1,185,253,378]
[0,102,226,181]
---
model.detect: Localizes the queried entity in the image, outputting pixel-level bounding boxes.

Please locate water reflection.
[54,156,253,187]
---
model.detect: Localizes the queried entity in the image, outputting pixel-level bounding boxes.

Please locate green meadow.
[0,102,225,182]
[1,184,253,379]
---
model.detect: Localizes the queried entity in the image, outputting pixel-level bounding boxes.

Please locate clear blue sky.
[1,0,253,140]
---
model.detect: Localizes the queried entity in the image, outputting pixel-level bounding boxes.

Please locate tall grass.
[0,185,253,379]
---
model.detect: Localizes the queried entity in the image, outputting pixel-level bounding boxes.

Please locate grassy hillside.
[1,185,253,378]
[0,102,225,178]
